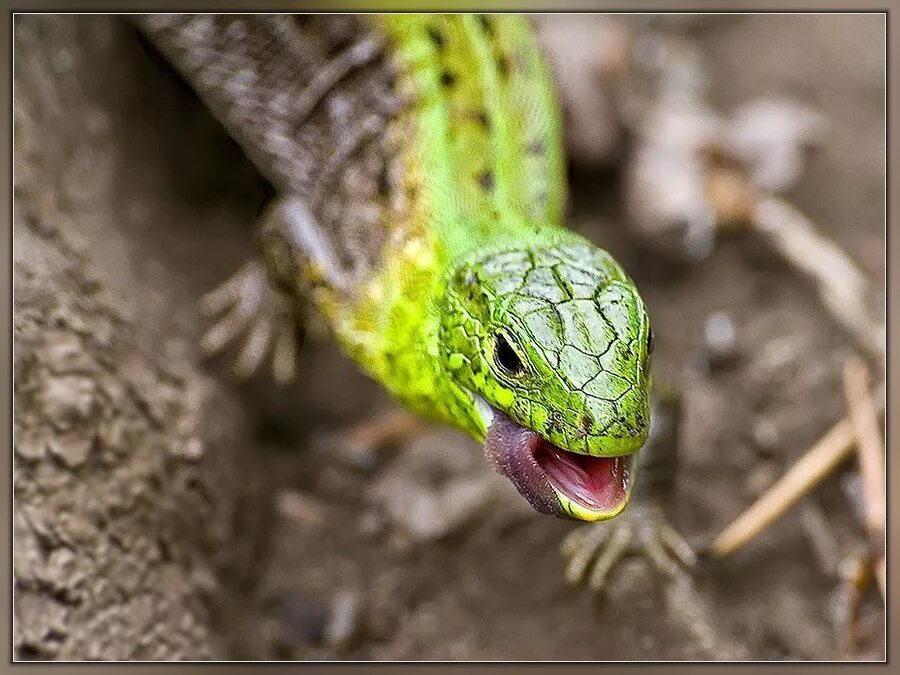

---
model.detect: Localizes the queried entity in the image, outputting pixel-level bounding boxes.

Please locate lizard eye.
[646,326,654,355]
[494,334,524,375]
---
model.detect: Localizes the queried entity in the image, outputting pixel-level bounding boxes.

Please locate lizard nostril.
[581,414,593,432]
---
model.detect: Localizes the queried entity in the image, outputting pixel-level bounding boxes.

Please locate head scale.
[438,241,652,457]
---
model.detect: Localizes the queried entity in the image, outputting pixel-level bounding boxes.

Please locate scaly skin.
[137,14,653,521]
[317,15,653,521]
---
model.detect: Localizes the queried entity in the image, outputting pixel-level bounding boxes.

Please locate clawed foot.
[199,260,300,385]
[560,501,697,595]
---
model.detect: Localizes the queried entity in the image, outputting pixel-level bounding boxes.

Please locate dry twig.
[834,553,874,657]
[709,382,885,558]
[841,355,886,601]
[751,198,885,364]
[703,179,885,363]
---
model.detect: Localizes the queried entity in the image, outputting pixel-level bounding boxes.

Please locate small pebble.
[745,462,778,496]
[683,210,717,261]
[38,333,88,373]
[752,418,781,453]
[39,375,96,429]
[704,311,738,364]
[323,588,363,649]
[357,510,386,538]
[47,433,93,469]
[274,490,328,529]
[15,432,46,462]
[172,437,204,462]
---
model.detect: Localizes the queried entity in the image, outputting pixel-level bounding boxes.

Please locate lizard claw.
[561,501,697,595]
[561,502,750,658]
[199,260,300,384]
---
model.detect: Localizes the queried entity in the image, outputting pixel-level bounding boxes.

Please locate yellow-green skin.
[319,15,652,521]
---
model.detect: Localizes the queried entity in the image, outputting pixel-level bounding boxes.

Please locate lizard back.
[134,15,655,525]
[136,14,400,281]
[135,14,567,282]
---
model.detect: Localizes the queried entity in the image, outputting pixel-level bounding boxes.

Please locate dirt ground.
[13,14,885,661]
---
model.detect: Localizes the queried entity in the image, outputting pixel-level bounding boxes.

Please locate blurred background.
[14,14,884,660]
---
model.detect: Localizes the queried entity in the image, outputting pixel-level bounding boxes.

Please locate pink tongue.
[534,446,629,512]
[483,409,630,515]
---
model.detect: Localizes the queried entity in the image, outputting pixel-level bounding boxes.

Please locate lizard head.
[439,239,652,521]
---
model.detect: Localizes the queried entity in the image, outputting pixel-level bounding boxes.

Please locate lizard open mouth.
[479,402,635,521]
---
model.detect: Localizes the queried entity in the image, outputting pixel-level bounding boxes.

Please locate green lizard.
[137,14,654,523]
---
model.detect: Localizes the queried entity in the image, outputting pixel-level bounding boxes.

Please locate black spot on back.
[427,25,446,49]
[477,14,494,35]
[441,70,457,87]
[478,171,495,191]
[497,54,511,78]
[473,110,490,128]
[525,139,546,156]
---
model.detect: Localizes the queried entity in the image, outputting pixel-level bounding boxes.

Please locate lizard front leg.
[557,386,750,658]
[560,385,697,593]
[200,195,350,385]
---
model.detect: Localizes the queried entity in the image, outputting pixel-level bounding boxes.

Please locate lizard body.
[137,14,652,521]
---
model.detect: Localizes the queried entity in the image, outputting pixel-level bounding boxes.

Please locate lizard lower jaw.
[479,402,634,521]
